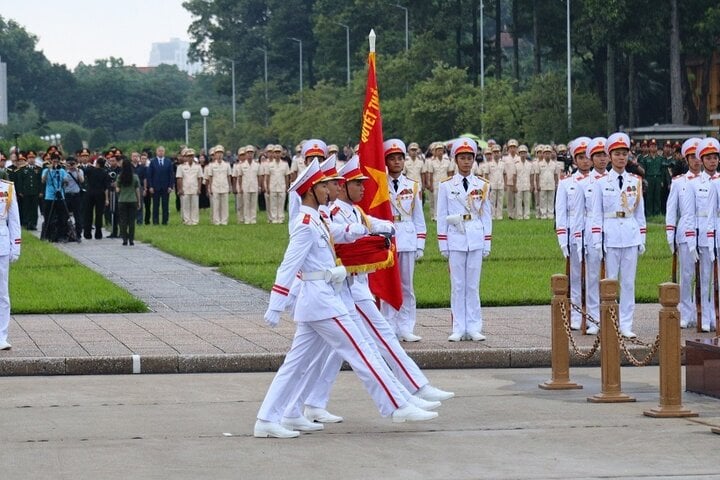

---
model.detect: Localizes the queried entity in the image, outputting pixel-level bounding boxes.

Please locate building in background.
[148,38,202,75]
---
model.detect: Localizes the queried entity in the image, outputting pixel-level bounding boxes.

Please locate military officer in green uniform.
[639,138,664,216]
[13,151,42,230]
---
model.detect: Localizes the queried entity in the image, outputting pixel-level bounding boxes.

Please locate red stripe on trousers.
[356,305,420,390]
[332,317,400,408]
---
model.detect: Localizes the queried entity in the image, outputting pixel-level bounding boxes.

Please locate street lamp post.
[289,38,303,109]
[200,107,209,156]
[336,22,351,86]
[182,110,191,145]
[480,0,485,137]
[566,0,572,133]
[391,4,409,52]
[231,60,236,128]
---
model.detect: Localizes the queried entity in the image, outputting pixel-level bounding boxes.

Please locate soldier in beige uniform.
[513,145,533,220]
[532,145,542,218]
[473,147,491,179]
[206,145,232,225]
[266,144,291,224]
[424,142,454,221]
[175,148,203,225]
[503,139,520,219]
[289,142,309,182]
[259,146,272,222]
[232,147,246,224]
[537,145,558,219]
[403,142,425,188]
[487,145,505,219]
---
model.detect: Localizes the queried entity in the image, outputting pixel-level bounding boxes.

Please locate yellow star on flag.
[365,165,390,210]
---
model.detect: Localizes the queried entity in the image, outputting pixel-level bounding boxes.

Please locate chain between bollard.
[569,302,600,327]
[608,305,661,366]
[560,300,600,359]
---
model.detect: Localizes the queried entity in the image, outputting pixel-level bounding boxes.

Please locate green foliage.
[143,108,188,141]
[63,128,84,154]
[88,127,111,150]
[9,234,147,313]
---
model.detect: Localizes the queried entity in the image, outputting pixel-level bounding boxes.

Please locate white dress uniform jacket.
[437,174,492,253]
[0,179,21,345]
[388,174,426,252]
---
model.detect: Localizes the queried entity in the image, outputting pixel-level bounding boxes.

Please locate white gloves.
[325,265,347,284]
[668,242,675,254]
[560,245,569,258]
[576,243,583,262]
[638,244,646,256]
[347,223,368,239]
[415,249,424,260]
[371,221,394,235]
[593,243,602,252]
[482,249,490,258]
[440,250,449,258]
[10,253,19,263]
[689,247,699,264]
[263,309,281,328]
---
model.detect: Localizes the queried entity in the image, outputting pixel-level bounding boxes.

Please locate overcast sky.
[1,0,195,68]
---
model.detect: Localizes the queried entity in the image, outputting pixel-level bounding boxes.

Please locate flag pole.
[369,29,376,52]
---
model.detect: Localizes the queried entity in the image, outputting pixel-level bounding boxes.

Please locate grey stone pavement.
[1,234,717,375]
[1,367,718,479]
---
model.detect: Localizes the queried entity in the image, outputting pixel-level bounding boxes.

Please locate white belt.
[300,271,326,281]
[567,209,576,215]
[604,212,628,218]
[392,215,411,222]
[697,211,709,217]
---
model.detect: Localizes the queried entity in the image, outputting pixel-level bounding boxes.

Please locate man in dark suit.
[147,146,174,225]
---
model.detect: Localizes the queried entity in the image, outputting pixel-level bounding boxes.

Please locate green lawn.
[135,198,672,306]
[9,234,148,314]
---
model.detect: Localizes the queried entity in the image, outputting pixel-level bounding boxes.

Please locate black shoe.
[122,240,128,246]
[95,235,103,239]
[108,235,118,239]
[129,241,134,246]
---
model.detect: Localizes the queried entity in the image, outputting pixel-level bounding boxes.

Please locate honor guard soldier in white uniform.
[437,137,492,342]
[0,178,20,350]
[381,139,427,342]
[666,138,701,328]
[696,137,720,331]
[579,137,609,334]
[255,159,438,439]
[287,139,329,226]
[555,137,592,331]
[590,132,646,338]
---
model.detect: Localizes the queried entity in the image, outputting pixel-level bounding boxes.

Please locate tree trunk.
[628,53,636,128]
[495,0,502,79]
[669,0,684,123]
[472,0,479,86]
[533,0,541,75]
[456,0,463,68]
[681,52,699,125]
[699,53,713,123]
[607,43,616,132]
[512,0,520,83]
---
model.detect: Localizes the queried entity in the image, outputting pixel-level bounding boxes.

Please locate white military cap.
[681,138,702,158]
[451,137,477,158]
[302,139,328,159]
[587,137,607,157]
[338,154,369,181]
[696,137,720,160]
[383,138,407,158]
[605,132,631,154]
[570,137,592,159]
[288,158,331,195]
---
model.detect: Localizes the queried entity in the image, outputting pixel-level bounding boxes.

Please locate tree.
[89,127,111,150]
[63,128,83,154]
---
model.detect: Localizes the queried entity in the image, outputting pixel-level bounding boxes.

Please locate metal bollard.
[588,278,636,403]
[539,274,582,390]
[644,283,698,418]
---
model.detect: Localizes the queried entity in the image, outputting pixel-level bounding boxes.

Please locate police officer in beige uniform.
[232,147,246,224]
[238,146,261,224]
[425,142,454,221]
[437,137,492,342]
[538,145,558,219]
[175,148,203,225]
[487,145,505,219]
[514,145,533,220]
[503,139,519,219]
[206,145,232,225]
[403,142,425,188]
[0,177,20,350]
[266,144,291,224]
[382,139,427,342]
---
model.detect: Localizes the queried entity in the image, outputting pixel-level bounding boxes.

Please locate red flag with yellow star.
[357,30,402,310]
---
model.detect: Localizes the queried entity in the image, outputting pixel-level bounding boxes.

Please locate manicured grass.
[9,234,148,314]
[135,197,672,306]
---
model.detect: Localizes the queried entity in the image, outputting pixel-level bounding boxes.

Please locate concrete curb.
[0,346,664,376]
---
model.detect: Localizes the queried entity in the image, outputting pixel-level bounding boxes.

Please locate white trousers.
[257,315,407,423]
[539,190,554,219]
[381,251,417,335]
[430,184,440,220]
[490,189,504,219]
[448,249,484,334]
[568,248,582,329]
[604,246,639,332]
[698,246,716,330]
[269,191,286,223]
[585,244,602,327]
[180,194,199,225]
[677,243,696,325]
[515,190,532,219]
[242,192,258,224]
[211,192,229,225]
[0,255,9,342]
[235,193,244,224]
